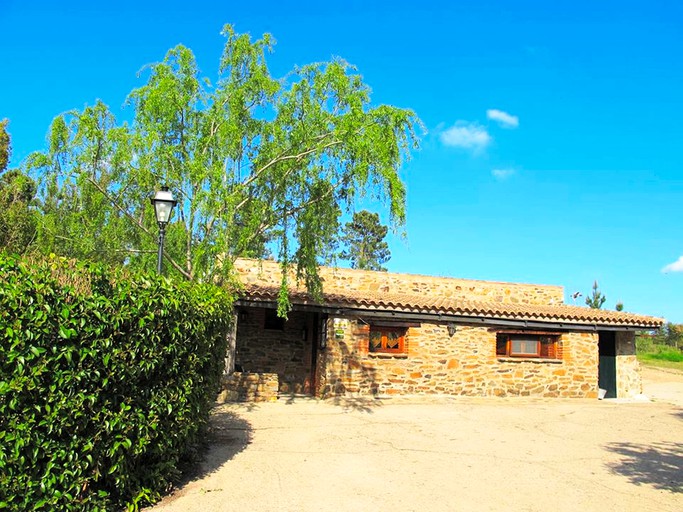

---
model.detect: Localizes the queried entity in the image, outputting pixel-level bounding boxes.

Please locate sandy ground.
[149,367,683,512]
[640,366,683,407]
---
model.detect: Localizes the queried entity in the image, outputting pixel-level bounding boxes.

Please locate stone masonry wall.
[615,331,641,398]
[218,372,279,402]
[235,258,564,306]
[319,317,599,398]
[234,308,311,394]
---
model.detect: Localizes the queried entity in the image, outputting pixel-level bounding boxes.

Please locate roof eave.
[234,298,661,331]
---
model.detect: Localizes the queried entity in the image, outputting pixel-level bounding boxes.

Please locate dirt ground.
[640,366,683,407]
[149,367,683,512]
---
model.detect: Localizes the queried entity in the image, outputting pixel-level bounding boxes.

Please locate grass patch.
[636,339,683,371]
[638,356,683,372]
[637,342,683,371]
[641,348,683,363]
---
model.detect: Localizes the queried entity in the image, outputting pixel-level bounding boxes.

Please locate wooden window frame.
[369,326,406,354]
[496,333,560,360]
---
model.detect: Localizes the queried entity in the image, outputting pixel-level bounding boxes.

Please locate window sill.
[368,352,408,359]
[497,357,562,364]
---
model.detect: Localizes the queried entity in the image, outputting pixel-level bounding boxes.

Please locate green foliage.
[0,121,39,254]
[0,170,38,254]
[646,323,682,350]
[338,210,391,271]
[636,326,683,370]
[26,24,420,306]
[0,252,233,510]
[26,108,139,267]
[0,119,10,173]
[637,324,683,351]
[585,280,606,309]
[615,301,624,312]
[640,348,683,363]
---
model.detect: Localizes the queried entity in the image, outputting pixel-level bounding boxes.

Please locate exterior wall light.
[319,317,328,349]
[447,323,457,337]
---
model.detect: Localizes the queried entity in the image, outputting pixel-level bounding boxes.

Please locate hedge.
[0,253,234,511]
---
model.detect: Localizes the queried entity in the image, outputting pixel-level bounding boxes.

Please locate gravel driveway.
[149,368,683,512]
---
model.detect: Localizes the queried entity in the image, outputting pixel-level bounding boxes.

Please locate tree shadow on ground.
[327,392,383,413]
[177,407,253,486]
[279,391,382,413]
[605,441,683,492]
[321,339,384,413]
[220,399,261,412]
[280,392,383,413]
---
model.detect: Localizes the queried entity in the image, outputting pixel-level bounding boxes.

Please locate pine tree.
[339,210,391,271]
[585,280,607,309]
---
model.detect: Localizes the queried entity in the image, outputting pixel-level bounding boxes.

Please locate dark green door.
[598,331,617,398]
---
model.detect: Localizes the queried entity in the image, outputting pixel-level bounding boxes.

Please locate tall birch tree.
[27,25,419,308]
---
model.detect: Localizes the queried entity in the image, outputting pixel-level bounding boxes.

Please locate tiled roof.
[240,284,663,329]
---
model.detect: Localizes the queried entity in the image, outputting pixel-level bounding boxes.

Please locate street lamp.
[150,186,177,274]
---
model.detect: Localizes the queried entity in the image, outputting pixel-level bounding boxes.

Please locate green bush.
[635,334,655,354]
[0,253,234,510]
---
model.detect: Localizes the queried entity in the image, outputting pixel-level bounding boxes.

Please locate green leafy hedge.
[0,253,234,511]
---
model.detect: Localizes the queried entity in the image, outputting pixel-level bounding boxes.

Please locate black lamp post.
[150,186,177,274]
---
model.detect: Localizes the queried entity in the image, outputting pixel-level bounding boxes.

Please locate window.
[369,326,406,354]
[496,332,560,359]
[264,308,285,330]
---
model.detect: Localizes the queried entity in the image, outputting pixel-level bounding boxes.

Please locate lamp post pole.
[156,223,166,274]
[150,186,177,275]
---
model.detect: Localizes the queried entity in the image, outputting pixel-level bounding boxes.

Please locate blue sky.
[1,0,682,322]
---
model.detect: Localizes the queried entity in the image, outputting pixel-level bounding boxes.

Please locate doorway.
[598,331,617,398]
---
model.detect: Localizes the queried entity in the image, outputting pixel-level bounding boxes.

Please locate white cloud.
[492,168,515,180]
[486,109,519,128]
[662,256,683,273]
[439,122,491,151]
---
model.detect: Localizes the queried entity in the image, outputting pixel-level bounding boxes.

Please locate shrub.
[0,253,234,510]
[635,334,655,354]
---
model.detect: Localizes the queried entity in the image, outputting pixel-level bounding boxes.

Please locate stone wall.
[233,308,313,394]
[234,258,564,306]
[229,260,648,401]
[615,331,641,398]
[218,372,279,402]
[229,306,607,400]
[319,317,599,399]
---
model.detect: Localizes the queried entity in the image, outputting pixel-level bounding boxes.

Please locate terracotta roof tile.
[240,284,663,329]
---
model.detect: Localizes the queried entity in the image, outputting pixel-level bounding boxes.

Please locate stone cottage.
[222,258,663,401]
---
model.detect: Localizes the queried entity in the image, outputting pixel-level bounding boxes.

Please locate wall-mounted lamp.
[319,318,328,349]
[447,323,457,337]
[239,310,248,322]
